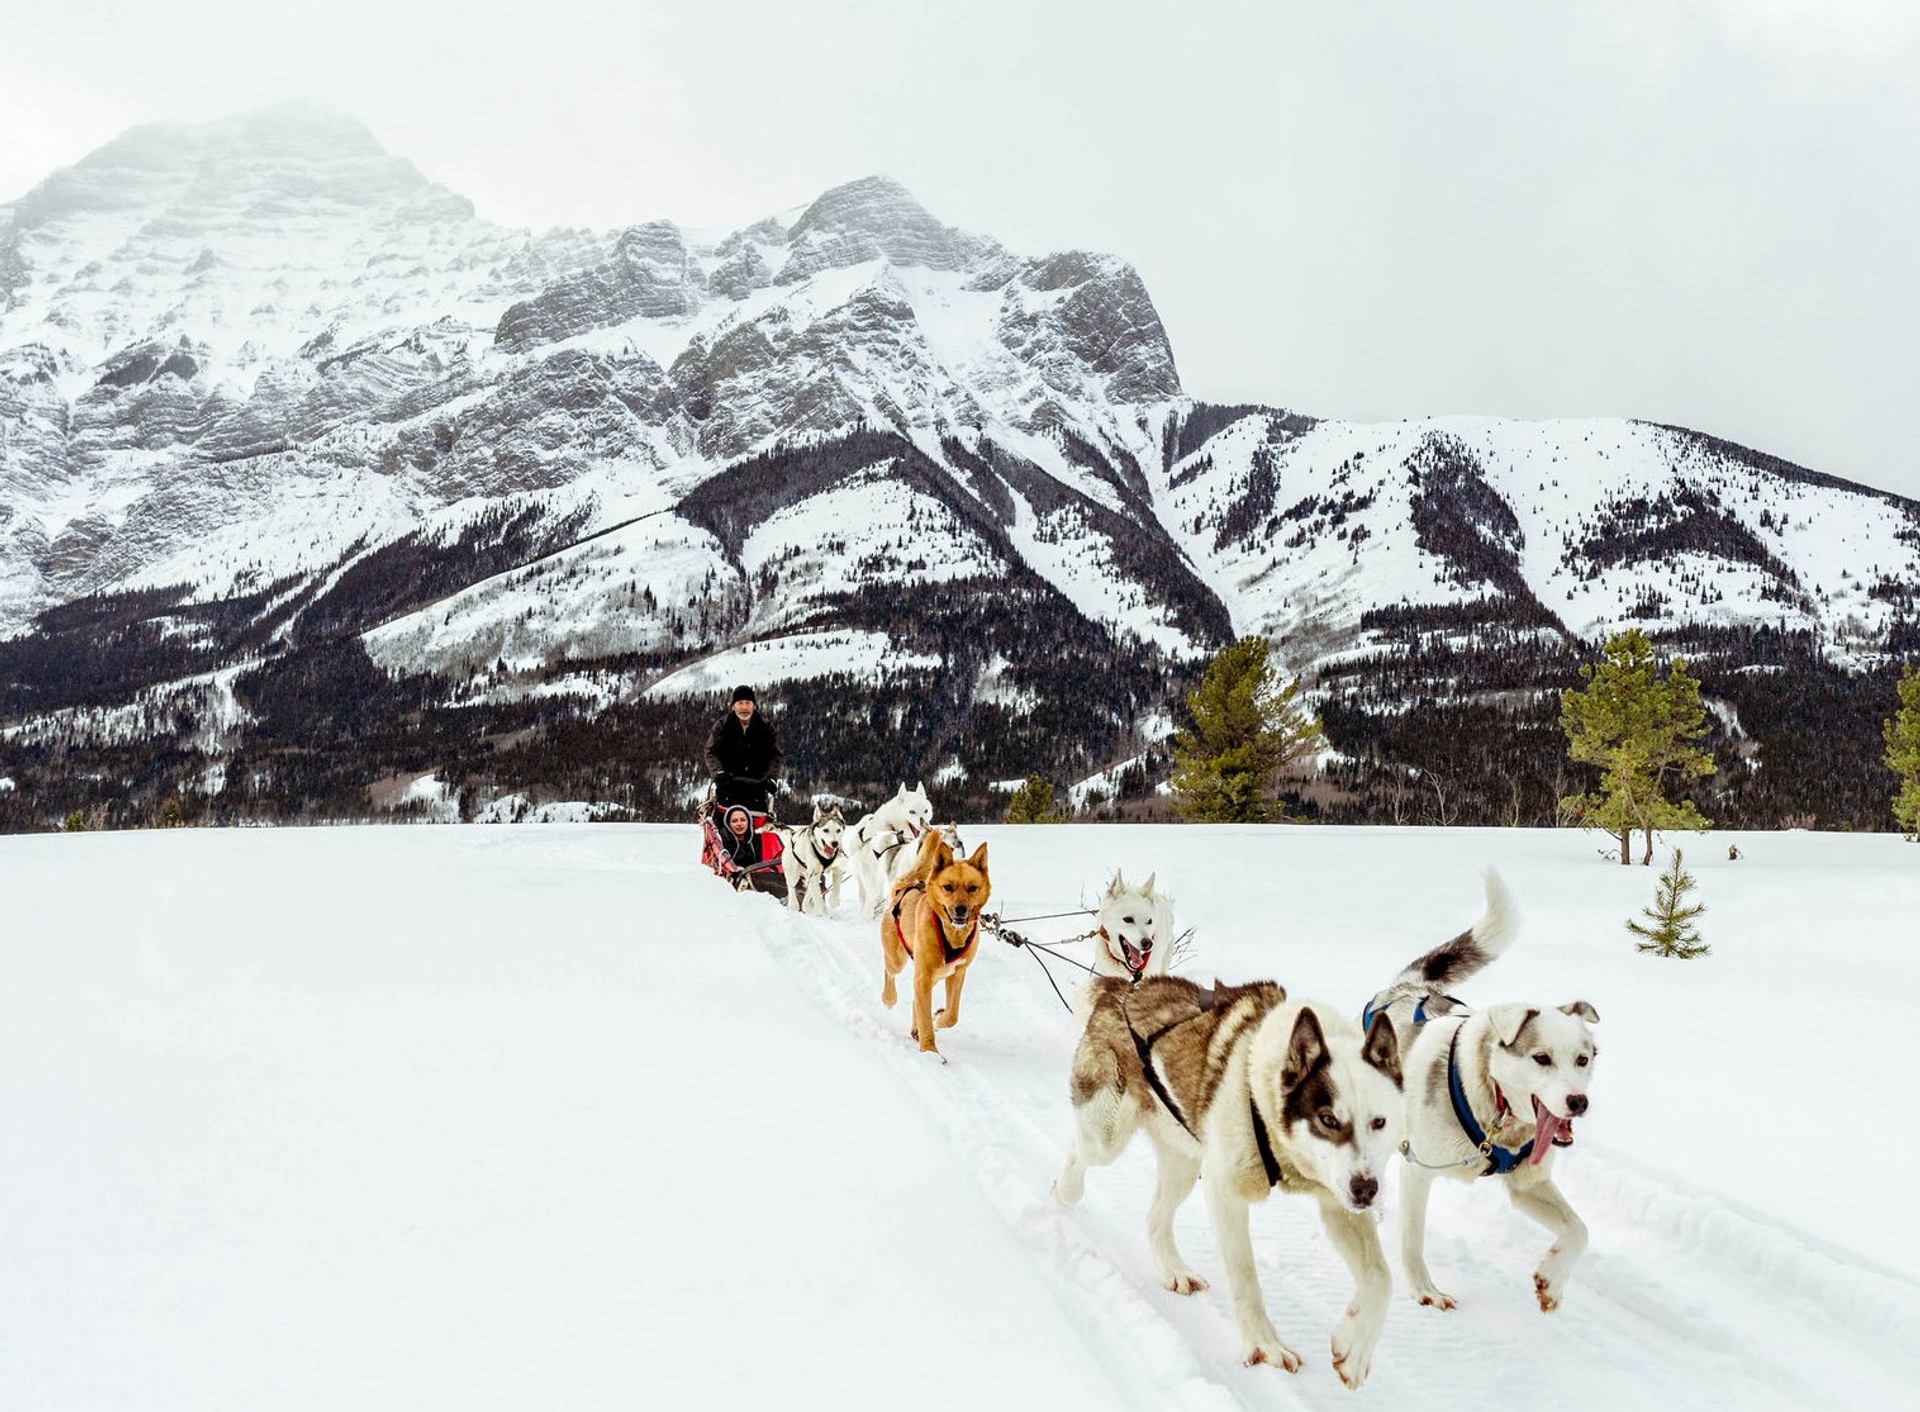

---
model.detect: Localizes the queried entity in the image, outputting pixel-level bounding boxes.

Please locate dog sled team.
[701,690,1600,1392]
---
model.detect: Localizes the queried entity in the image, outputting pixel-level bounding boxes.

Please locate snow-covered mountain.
[2,106,1915,827]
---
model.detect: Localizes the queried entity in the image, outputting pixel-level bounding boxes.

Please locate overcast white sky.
[4,0,1917,498]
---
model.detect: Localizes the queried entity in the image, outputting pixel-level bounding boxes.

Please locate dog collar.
[1447,1025,1534,1176]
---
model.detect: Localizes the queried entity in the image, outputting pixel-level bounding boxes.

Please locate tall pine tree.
[1170,636,1323,823]
[1560,629,1713,864]
[1887,663,1920,841]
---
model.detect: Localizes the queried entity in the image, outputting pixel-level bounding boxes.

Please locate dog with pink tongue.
[1359,871,1602,1315]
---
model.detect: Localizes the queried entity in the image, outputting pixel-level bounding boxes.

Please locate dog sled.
[698,795,788,899]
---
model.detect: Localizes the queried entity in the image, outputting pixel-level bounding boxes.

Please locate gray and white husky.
[781,804,847,916]
[1053,975,1406,1388]
[1360,871,1601,1315]
[843,783,934,918]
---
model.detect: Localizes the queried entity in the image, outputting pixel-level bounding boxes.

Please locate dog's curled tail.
[1394,868,1519,991]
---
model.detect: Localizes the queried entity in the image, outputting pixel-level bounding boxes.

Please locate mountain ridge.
[1,107,1915,831]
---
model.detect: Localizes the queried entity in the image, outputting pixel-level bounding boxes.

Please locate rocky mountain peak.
[785,175,978,273]
[7,103,462,230]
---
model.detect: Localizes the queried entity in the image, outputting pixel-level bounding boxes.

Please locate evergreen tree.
[156,795,184,828]
[1004,776,1064,824]
[1886,663,1920,841]
[61,808,87,833]
[1560,629,1713,865]
[1170,636,1324,823]
[1627,848,1710,958]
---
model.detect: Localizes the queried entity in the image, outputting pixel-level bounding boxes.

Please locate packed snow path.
[3,824,1917,1409]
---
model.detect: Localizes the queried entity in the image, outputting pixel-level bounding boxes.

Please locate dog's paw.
[1052,1172,1084,1206]
[934,1007,958,1030]
[1533,1271,1561,1313]
[1242,1338,1301,1373]
[1161,1270,1207,1296]
[881,980,897,1008]
[1331,1316,1378,1389]
[1412,1284,1457,1311]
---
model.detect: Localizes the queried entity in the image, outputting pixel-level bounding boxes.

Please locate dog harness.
[891,881,978,966]
[1359,991,1458,1033]
[1248,1093,1289,1189]
[1125,990,1209,1143]
[1123,987,1294,1190]
[1366,996,1569,1177]
[870,821,925,864]
[1445,1025,1570,1175]
[1445,1026,1536,1175]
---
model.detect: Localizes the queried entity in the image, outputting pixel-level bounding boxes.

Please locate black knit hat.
[731,684,756,704]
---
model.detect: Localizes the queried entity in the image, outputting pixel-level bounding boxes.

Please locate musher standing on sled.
[705,685,784,815]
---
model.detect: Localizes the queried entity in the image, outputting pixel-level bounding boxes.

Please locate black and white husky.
[1360,871,1601,1314]
[781,804,847,916]
[1053,976,1406,1387]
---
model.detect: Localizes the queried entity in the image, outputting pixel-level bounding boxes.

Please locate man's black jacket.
[705,711,784,809]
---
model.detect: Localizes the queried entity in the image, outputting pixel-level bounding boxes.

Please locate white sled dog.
[1053,975,1406,1388]
[1359,871,1601,1315]
[781,804,847,916]
[1090,870,1176,985]
[844,783,934,918]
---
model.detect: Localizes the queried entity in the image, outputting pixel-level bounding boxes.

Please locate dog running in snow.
[1053,974,1406,1388]
[844,783,934,919]
[781,804,847,916]
[1360,870,1601,1315]
[880,829,990,1061]
[1089,870,1177,986]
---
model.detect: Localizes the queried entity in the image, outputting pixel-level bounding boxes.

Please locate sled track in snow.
[744,897,1920,1410]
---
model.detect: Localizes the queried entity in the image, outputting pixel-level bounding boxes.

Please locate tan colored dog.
[880,830,991,1059]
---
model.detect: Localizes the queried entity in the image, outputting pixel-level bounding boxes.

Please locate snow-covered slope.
[1,110,1193,660]
[8,104,1912,677]
[3,823,1915,1408]
[3,105,1917,830]
[1160,410,1920,672]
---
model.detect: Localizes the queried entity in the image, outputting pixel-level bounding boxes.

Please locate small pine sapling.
[1627,847,1710,958]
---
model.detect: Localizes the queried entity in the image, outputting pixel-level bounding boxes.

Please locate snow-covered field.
[3,823,1917,1409]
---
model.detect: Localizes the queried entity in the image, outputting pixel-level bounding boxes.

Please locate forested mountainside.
[3,107,1915,830]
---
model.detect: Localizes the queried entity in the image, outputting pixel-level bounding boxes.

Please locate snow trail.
[741,845,1920,1410]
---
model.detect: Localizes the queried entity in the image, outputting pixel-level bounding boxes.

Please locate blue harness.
[1360,993,1440,1032]
[1444,1025,1534,1175]
[1362,993,1536,1177]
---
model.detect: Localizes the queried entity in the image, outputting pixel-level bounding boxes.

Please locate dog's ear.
[1489,1004,1538,1048]
[1141,871,1156,896]
[1362,1012,1402,1087]
[1107,870,1124,898]
[1282,1007,1328,1089]
[812,804,826,823]
[968,841,988,872]
[1559,1000,1600,1024]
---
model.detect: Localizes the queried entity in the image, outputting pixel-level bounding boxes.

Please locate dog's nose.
[1349,1174,1379,1208]
[1566,1093,1588,1117]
